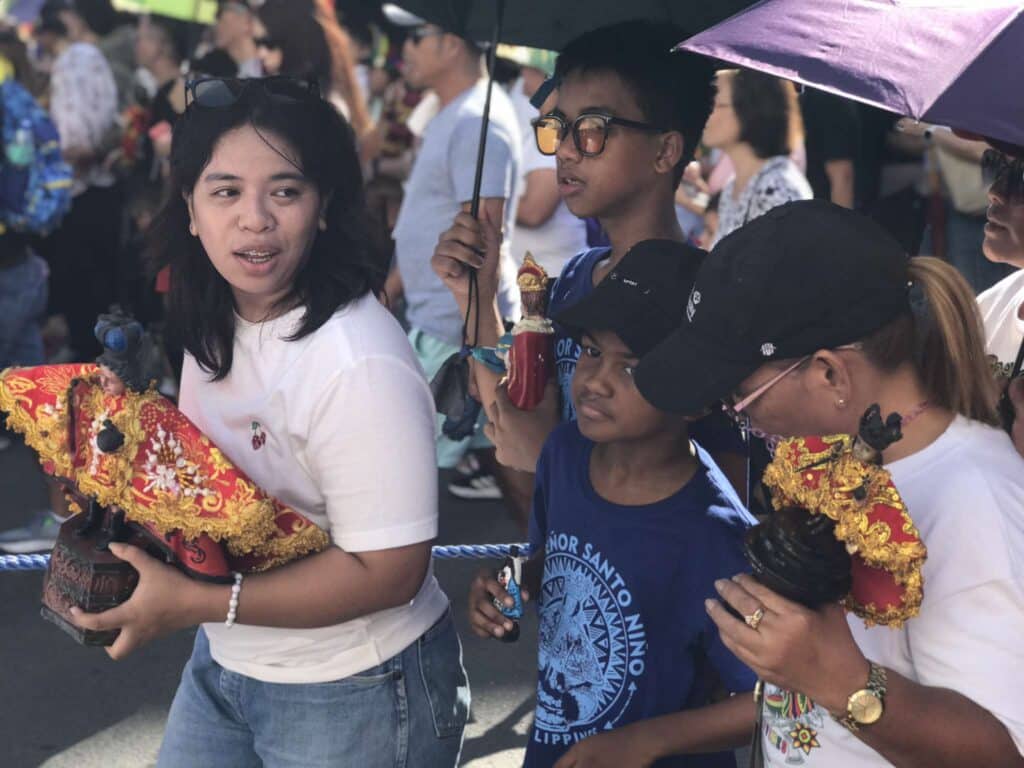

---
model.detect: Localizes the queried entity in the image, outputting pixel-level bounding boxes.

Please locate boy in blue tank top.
[468,241,757,767]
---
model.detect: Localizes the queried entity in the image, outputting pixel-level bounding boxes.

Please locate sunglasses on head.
[185,76,320,109]
[532,112,667,158]
[982,148,1024,201]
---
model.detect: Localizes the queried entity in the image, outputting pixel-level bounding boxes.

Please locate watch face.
[850,690,884,724]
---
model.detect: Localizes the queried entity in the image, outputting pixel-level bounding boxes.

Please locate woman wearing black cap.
[635,199,1024,767]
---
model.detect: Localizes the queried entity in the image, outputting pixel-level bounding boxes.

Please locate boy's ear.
[654,130,686,175]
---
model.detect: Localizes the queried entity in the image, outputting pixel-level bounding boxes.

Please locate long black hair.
[147,82,384,380]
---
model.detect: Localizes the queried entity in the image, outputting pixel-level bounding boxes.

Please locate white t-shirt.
[762,416,1024,766]
[178,294,449,684]
[978,268,1024,378]
[506,78,588,277]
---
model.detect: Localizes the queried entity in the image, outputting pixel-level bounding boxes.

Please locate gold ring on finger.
[744,606,766,630]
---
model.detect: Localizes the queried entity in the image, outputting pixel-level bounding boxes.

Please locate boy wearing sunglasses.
[432,22,747,489]
[467,240,757,767]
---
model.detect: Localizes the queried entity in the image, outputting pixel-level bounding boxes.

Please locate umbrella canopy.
[680,0,1024,148]
[388,0,757,51]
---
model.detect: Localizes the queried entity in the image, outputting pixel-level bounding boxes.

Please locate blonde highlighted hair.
[860,256,999,425]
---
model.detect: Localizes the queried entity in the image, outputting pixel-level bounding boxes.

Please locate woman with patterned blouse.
[703,69,812,246]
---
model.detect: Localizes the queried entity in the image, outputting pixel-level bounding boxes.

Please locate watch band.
[838,662,888,732]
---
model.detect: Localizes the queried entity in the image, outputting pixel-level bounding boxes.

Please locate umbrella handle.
[468,0,507,219]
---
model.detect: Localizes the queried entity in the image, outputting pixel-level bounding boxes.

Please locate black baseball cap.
[555,239,706,358]
[635,200,911,414]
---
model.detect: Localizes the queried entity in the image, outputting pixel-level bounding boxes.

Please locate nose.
[579,364,614,399]
[988,181,1007,207]
[555,125,581,164]
[237,192,275,233]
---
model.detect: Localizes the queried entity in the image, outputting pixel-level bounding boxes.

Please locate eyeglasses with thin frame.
[983,148,1024,201]
[721,343,863,427]
[532,112,668,158]
[184,76,320,109]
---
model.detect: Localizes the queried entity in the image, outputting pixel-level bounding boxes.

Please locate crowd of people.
[0,2,1021,767]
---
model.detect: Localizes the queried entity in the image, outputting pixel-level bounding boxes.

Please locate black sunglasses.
[185,76,320,109]
[983,148,1024,201]
[533,112,667,158]
[254,36,280,50]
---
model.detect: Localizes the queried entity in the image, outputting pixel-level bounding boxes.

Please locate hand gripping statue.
[0,310,329,645]
[745,404,927,627]
[503,253,555,410]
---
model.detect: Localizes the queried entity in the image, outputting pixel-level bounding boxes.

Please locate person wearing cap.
[976,144,1024,458]
[385,5,522,474]
[637,199,1024,766]
[469,239,759,768]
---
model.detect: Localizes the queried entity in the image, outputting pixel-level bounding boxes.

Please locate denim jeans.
[157,607,469,768]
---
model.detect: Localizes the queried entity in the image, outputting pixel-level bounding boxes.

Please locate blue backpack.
[0,74,73,236]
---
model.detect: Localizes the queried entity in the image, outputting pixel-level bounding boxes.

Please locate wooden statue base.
[40,514,141,646]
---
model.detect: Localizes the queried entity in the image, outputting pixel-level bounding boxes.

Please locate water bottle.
[6,118,34,167]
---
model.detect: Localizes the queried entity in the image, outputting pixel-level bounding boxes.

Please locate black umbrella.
[390,0,757,52]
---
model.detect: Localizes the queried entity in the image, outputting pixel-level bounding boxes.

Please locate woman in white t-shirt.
[70,77,467,767]
[636,201,1024,767]
[977,145,1024,456]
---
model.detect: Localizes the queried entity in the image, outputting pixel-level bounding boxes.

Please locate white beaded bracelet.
[225,572,243,628]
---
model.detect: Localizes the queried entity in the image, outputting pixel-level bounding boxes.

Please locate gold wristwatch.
[837,662,887,731]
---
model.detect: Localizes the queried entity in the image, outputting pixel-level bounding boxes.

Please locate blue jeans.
[157,608,469,768]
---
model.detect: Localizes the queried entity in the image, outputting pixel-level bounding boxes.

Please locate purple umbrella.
[680,0,1024,148]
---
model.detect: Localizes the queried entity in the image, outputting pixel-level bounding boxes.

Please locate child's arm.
[553,693,756,768]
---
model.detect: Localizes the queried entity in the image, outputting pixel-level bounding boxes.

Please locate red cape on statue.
[763,434,927,627]
[0,364,329,575]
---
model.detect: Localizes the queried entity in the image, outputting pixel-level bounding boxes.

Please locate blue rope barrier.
[0,543,531,572]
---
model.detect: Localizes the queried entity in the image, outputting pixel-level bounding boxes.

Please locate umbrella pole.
[468,0,506,218]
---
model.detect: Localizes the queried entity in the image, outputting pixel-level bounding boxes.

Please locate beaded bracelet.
[225,572,243,628]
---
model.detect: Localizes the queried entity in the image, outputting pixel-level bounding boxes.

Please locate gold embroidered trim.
[764,434,927,627]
